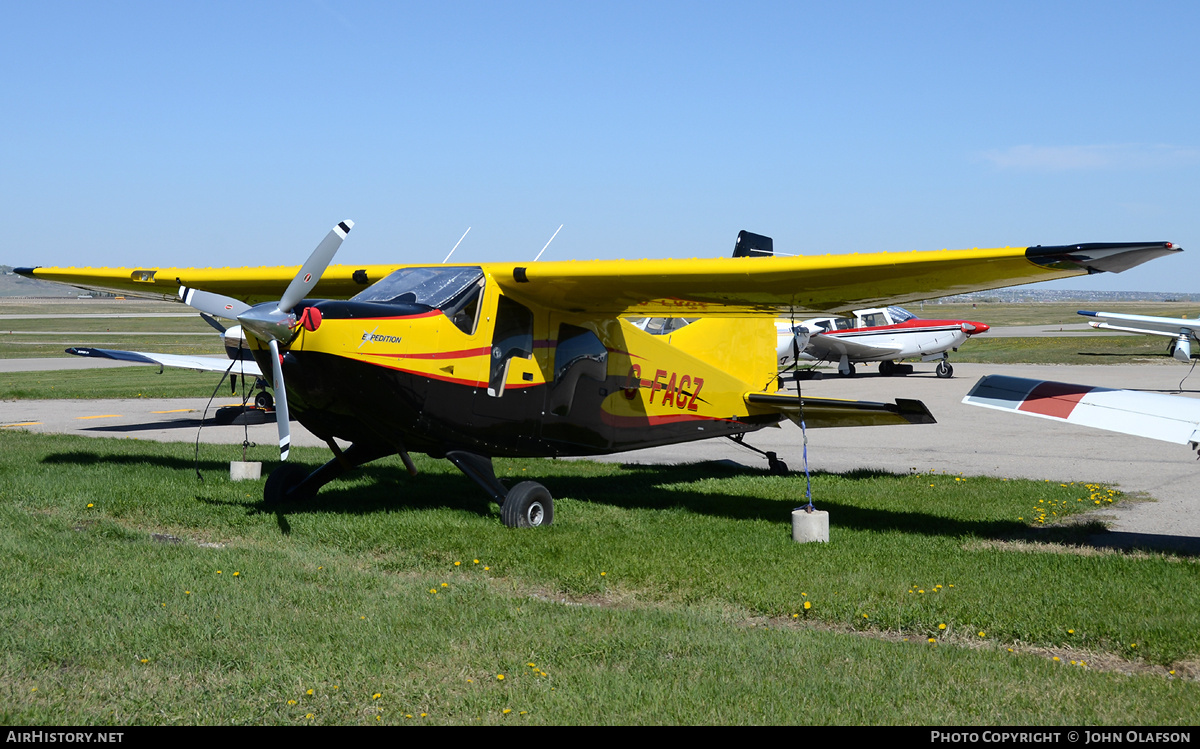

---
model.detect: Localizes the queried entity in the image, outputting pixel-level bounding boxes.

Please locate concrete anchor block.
[792,508,829,543]
[230,461,262,481]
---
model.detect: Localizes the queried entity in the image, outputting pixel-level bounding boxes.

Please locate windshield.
[353,267,485,309]
[887,306,916,323]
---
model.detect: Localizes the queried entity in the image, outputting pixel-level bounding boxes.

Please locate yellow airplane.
[16,225,1180,527]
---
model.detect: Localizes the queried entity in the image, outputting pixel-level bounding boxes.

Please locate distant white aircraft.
[778,306,990,378]
[1077,310,1200,362]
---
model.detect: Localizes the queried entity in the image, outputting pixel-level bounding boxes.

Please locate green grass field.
[0,431,1195,724]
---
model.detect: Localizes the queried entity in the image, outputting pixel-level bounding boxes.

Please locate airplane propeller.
[177,220,354,461]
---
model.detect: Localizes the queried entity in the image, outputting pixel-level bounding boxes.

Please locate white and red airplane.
[777,305,990,378]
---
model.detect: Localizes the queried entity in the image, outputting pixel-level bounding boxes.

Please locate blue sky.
[3,1,1197,292]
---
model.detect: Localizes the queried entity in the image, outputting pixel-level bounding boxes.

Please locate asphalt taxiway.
[1,359,1196,551]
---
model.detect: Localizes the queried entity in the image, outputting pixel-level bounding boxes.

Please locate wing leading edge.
[17,241,1180,316]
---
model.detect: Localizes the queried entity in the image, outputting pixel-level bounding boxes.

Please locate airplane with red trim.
[17,224,1179,527]
[778,305,990,378]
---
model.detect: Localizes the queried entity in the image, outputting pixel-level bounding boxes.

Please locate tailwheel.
[936,360,954,379]
[501,481,553,528]
[264,463,312,506]
[767,452,789,476]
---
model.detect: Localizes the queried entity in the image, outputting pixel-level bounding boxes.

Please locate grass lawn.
[0,431,1195,724]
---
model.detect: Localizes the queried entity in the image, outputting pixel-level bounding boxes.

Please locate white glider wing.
[963,374,1200,446]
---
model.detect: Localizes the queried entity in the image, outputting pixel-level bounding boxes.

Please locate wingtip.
[12,267,38,277]
[1077,310,1097,317]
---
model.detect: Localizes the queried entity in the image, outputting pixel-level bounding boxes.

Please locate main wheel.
[838,363,856,378]
[879,360,895,377]
[264,463,311,507]
[255,390,275,410]
[1168,339,1177,356]
[501,481,554,528]
[936,361,953,378]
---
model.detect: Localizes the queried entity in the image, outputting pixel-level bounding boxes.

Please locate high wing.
[65,347,263,377]
[1078,310,1199,338]
[16,241,1179,316]
[963,374,1200,447]
[1078,310,1199,362]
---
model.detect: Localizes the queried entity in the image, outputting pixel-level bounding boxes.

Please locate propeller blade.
[279,220,353,314]
[268,338,291,461]
[180,286,251,320]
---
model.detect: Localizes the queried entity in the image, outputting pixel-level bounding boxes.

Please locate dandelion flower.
[372,693,382,700]
[441,583,448,588]
[473,559,480,564]
[601,572,606,577]
[1053,657,1060,662]
[454,561,461,566]
[502,709,512,714]
[804,601,811,610]
[497,674,505,680]
[928,638,936,643]
[233,572,239,576]
[87,503,94,508]
[938,623,947,630]
[216,570,222,574]
[288,700,297,705]
[978,632,985,638]
[306,689,313,695]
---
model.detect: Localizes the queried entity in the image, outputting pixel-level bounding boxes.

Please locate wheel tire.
[936,361,953,379]
[879,360,895,377]
[768,457,790,476]
[1168,339,1177,356]
[264,463,310,507]
[255,390,275,410]
[838,363,856,378]
[501,481,553,528]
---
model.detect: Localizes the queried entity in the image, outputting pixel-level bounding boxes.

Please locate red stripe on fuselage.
[600,411,743,428]
[1017,381,1094,419]
[359,346,492,360]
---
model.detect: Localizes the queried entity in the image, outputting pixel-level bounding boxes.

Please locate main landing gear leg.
[445,450,554,528]
[936,353,954,379]
[264,442,394,506]
[726,434,790,475]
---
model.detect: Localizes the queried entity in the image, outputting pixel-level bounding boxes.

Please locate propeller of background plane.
[177,220,354,461]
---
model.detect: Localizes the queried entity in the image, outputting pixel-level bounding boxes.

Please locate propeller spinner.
[178,220,354,461]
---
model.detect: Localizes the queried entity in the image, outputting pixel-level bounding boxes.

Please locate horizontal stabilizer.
[963,374,1200,446]
[66,347,263,377]
[746,392,936,428]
